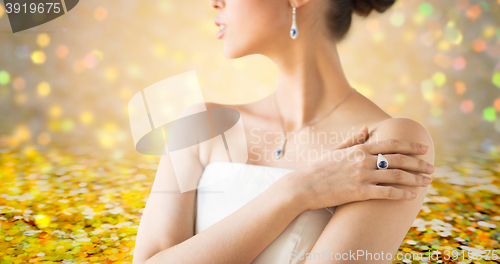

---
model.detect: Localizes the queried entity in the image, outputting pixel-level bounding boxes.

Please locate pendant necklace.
[273,87,357,160]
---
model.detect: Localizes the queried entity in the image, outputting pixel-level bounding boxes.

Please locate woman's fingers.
[370,169,432,187]
[366,185,417,200]
[333,125,369,150]
[373,154,434,174]
[366,139,429,155]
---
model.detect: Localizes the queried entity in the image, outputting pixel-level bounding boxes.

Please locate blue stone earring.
[290,3,298,39]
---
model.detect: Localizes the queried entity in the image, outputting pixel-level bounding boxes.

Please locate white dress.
[195,162,336,263]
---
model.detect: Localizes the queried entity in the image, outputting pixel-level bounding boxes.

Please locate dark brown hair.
[326,0,396,42]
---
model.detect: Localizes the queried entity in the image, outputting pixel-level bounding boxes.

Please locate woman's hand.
[289,125,434,211]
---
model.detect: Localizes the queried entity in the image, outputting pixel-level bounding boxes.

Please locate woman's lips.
[217,25,226,39]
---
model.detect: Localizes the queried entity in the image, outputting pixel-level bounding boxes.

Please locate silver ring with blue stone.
[377,153,388,170]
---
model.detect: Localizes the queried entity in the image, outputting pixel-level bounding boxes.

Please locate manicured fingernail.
[427,164,434,173]
[423,177,431,186]
[420,144,428,151]
[411,192,417,199]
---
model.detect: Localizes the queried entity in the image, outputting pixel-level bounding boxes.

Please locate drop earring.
[290,3,298,39]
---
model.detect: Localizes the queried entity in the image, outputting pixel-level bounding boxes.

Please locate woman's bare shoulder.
[204,93,272,116]
[196,99,266,164]
[366,117,435,169]
[369,118,434,145]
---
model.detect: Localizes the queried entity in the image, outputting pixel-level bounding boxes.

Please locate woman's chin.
[222,43,251,59]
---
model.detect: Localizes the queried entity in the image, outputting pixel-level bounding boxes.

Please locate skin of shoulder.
[197,101,260,167]
[304,117,435,264]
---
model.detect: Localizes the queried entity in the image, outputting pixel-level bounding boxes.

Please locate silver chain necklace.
[273,87,357,159]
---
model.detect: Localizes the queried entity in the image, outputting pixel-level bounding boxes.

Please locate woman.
[133,0,435,263]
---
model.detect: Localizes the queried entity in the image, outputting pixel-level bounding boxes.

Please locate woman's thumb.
[356,124,369,143]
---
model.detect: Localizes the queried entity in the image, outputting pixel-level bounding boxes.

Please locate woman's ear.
[292,0,314,8]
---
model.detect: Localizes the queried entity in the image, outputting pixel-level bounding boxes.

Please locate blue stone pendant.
[275,149,284,159]
[275,138,287,159]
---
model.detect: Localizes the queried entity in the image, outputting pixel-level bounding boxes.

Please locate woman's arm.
[143,169,305,264]
[132,144,309,264]
[132,146,202,263]
[133,117,431,264]
[305,118,435,263]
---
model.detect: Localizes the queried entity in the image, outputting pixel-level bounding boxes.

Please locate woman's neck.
[270,39,354,132]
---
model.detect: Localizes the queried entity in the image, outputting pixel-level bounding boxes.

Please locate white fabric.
[195,162,336,264]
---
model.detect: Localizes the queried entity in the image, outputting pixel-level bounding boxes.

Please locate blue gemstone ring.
[377,154,389,170]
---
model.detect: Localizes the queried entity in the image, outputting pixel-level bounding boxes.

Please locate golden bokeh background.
[1,0,500,263]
